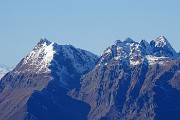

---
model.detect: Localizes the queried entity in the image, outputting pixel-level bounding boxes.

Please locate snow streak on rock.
[22,38,55,73]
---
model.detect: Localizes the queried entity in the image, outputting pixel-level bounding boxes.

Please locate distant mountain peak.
[123,37,134,43]
[150,35,179,58]
[0,64,12,71]
[155,35,169,47]
[140,39,153,54]
[0,64,12,79]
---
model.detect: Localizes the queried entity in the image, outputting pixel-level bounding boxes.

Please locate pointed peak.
[156,35,168,41]
[39,37,52,45]
[155,35,169,47]
[159,35,166,38]
[140,39,147,42]
[139,39,153,54]
[123,37,134,43]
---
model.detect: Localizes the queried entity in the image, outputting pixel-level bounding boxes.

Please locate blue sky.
[0,0,180,66]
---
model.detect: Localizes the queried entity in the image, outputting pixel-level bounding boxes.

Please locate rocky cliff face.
[77,36,180,120]
[78,58,180,120]
[0,36,179,120]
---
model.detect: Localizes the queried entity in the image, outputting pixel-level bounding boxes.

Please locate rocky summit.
[0,36,179,120]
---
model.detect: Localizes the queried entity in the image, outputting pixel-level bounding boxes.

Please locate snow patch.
[60,45,98,73]
[23,42,55,73]
[130,60,141,66]
[104,48,112,54]
[145,55,169,65]
[155,36,167,47]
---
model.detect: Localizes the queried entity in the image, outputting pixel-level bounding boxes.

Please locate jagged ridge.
[0,36,179,120]
[99,36,179,67]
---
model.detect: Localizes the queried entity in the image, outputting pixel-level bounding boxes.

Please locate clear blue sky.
[0,0,180,66]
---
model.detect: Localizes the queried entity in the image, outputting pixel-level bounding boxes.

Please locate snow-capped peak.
[14,37,99,79]
[155,35,169,47]
[150,36,179,59]
[21,38,55,73]
[39,37,51,45]
[99,36,179,67]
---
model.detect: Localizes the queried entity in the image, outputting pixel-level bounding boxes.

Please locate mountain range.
[0,36,179,120]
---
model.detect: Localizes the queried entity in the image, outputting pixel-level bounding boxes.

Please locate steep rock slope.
[0,38,98,120]
[77,36,180,120]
